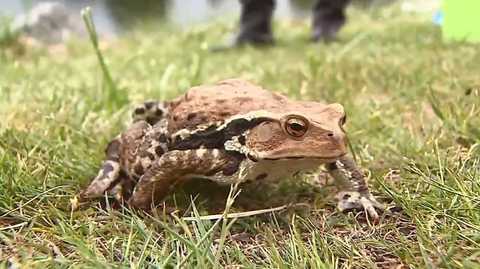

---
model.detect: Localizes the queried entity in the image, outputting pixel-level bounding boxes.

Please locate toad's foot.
[336,191,385,221]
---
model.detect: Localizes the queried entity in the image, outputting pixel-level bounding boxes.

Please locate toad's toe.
[336,191,385,221]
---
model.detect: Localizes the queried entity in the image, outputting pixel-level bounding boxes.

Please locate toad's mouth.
[261,153,347,162]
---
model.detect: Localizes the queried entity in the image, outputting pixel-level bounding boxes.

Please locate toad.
[80,79,384,219]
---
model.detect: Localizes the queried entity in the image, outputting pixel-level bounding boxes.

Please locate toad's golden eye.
[285,117,309,137]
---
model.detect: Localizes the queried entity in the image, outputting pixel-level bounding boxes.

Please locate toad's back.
[166,79,290,132]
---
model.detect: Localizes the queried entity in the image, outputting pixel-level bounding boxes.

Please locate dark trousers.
[237,0,351,43]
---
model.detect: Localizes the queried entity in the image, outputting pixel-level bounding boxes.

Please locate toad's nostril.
[327,133,334,137]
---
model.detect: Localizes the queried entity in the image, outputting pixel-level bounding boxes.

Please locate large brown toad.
[81,79,383,219]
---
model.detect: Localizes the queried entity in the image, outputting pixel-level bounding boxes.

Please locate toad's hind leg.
[132,100,168,126]
[81,138,123,199]
[327,156,385,220]
[107,171,137,202]
[81,121,149,202]
[128,149,231,210]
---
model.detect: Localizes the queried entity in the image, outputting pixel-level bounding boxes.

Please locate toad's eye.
[285,117,309,137]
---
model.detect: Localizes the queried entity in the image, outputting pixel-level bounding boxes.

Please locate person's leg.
[236,0,276,45]
[311,0,350,42]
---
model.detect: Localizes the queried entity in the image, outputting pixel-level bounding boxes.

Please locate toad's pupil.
[289,122,305,131]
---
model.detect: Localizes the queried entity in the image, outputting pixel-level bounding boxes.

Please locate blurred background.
[2,0,398,36]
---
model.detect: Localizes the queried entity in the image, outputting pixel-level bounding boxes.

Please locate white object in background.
[401,0,440,13]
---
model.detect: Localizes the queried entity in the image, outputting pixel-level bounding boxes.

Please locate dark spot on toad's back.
[134,164,144,175]
[238,135,246,145]
[146,117,157,125]
[187,113,197,121]
[156,133,167,143]
[155,146,164,156]
[134,107,145,115]
[149,152,157,160]
[144,101,155,110]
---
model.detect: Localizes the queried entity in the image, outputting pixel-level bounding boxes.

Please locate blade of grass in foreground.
[81,6,127,110]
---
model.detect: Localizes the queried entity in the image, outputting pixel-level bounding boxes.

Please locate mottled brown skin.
[168,79,343,132]
[81,79,383,219]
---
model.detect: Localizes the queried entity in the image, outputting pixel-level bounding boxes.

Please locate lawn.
[1,4,479,268]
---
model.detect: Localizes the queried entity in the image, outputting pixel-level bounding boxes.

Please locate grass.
[1,4,480,268]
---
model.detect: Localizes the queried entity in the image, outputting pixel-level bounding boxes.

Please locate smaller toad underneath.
[80,79,384,219]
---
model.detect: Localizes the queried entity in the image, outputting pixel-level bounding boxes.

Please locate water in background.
[0,0,391,36]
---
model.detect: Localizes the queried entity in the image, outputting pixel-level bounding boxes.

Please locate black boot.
[235,0,276,45]
[312,0,350,42]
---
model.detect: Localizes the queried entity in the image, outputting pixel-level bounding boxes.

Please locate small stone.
[10,2,86,45]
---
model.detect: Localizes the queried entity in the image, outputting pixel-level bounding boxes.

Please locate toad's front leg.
[327,156,384,220]
[128,149,232,210]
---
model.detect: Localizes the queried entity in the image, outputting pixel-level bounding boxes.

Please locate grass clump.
[0,16,18,47]
[1,4,479,268]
